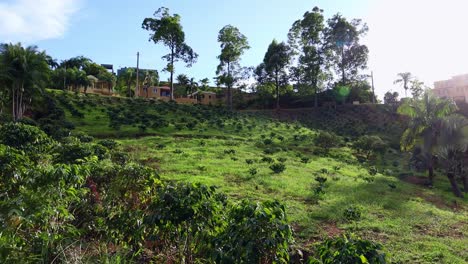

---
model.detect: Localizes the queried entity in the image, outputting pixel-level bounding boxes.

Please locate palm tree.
[394,72,413,97]
[187,77,199,95]
[0,43,50,121]
[398,92,458,185]
[435,115,468,197]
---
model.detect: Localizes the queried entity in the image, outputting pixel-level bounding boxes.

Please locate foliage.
[255,40,292,109]
[353,135,387,160]
[310,234,387,264]
[314,131,342,149]
[288,6,328,107]
[216,25,250,110]
[324,14,369,85]
[215,200,293,263]
[142,7,198,100]
[0,43,50,120]
[270,162,286,174]
[0,122,53,153]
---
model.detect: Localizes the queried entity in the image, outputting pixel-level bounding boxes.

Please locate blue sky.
[2,0,468,99]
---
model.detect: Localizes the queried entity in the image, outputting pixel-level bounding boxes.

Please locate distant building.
[433,74,468,103]
[188,91,219,105]
[138,86,172,101]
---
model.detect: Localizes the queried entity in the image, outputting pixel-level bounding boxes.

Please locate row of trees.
[142,6,372,110]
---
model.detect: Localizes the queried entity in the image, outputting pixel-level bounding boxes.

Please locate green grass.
[54,91,468,263]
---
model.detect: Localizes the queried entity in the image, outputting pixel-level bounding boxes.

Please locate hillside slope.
[48,91,468,263]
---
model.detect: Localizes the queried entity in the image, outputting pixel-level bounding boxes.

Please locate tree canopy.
[142,7,198,100]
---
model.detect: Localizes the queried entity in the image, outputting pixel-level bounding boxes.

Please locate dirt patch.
[414,190,464,211]
[321,222,343,238]
[413,221,467,239]
[400,175,428,186]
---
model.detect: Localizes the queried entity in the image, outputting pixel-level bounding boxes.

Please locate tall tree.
[398,92,458,185]
[60,56,90,70]
[142,7,198,100]
[0,43,50,121]
[199,78,210,91]
[436,115,468,197]
[288,6,327,107]
[325,14,369,85]
[216,25,250,110]
[383,91,399,105]
[255,40,291,110]
[410,79,425,99]
[394,72,413,97]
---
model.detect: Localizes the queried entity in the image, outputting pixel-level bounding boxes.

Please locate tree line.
[142,6,372,110]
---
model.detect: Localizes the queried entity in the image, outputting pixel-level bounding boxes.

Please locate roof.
[188,91,217,96]
[147,86,170,90]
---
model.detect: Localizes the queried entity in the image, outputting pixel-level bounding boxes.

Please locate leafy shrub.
[92,144,111,160]
[353,135,387,160]
[74,132,94,143]
[0,122,53,153]
[368,166,378,176]
[278,157,287,163]
[245,159,254,165]
[249,168,258,176]
[111,151,129,165]
[301,157,310,163]
[53,139,94,163]
[343,206,362,223]
[310,234,387,264]
[224,149,236,155]
[314,131,342,149]
[261,156,274,163]
[216,200,293,263]
[98,139,118,150]
[270,163,286,174]
[263,138,273,145]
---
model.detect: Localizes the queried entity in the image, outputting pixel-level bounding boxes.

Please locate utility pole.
[136,52,140,98]
[371,71,376,104]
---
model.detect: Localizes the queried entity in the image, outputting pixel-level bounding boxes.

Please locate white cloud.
[0,0,81,43]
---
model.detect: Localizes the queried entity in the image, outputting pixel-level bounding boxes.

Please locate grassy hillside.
[51,91,467,263]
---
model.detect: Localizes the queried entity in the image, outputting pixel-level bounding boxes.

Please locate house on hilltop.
[433,74,468,103]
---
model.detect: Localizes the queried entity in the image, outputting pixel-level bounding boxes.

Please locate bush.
[98,139,118,150]
[245,159,254,165]
[314,131,342,149]
[261,157,274,163]
[216,200,293,263]
[269,163,286,174]
[0,122,53,153]
[353,135,387,160]
[54,139,94,163]
[343,206,362,223]
[249,168,258,176]
[311,234,387,264]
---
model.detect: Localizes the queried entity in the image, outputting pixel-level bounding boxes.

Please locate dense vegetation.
[0,4,467,264]
[0,91,465,263]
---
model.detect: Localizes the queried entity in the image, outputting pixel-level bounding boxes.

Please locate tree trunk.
[462,174,468,193]
[313,78,318,108]
[170,48,175,101]
[447,172,464,198]
[275,70,280,110]
[12,87,16,121]
[341,46,346,84]
[227,61,232,110]
[427,164,434,187]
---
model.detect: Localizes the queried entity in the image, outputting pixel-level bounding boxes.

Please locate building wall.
[433,74,468,102]
[138,86,171,99]
[199,93,218,105]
